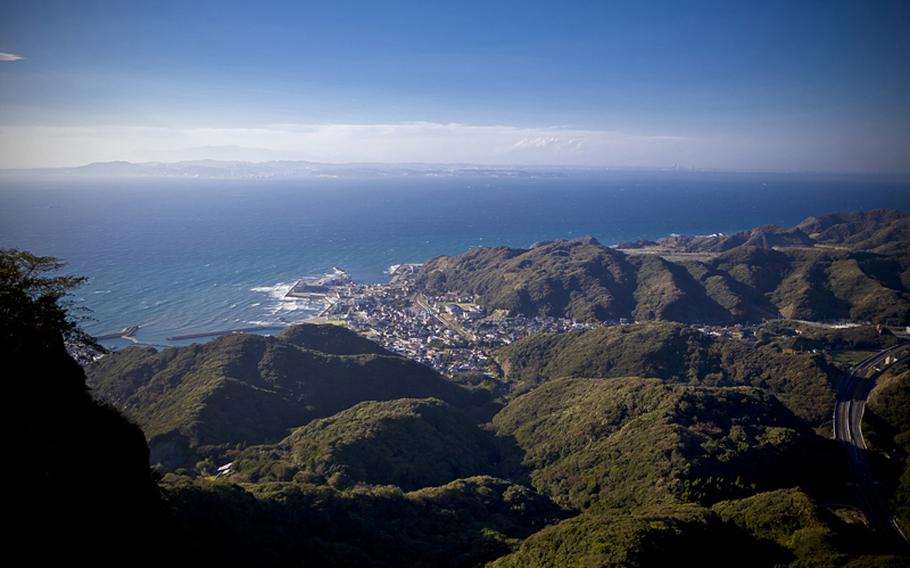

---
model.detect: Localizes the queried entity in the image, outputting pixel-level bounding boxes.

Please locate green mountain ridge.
[651,209,908,254]
[492,487,907,568]
[653,224,816,253]
[489,504,774,568]
[865,358,910,536]
[760,320,900,352]
[798,209,910,252]
[492,377,832,512]
[415,209,910,325]
[495,322,838,426]
[228,397,508,490]
[86,324,484,469]
[164,474,564,567]
[8,212,910,567]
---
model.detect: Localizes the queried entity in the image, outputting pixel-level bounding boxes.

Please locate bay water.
[2,170,908,346]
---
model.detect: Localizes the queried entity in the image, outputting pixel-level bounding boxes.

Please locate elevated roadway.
[833,342,910,543]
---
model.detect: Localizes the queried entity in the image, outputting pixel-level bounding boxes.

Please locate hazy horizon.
[6,157,910,178]
[2,1,910,173]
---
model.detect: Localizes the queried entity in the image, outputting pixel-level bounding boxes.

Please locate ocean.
[2,170,908,347]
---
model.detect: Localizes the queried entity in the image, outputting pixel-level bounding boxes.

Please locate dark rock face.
[6,307,176,563]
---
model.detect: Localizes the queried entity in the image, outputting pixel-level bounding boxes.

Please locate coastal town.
[82,265,909,378]
[280,266,910,379]
[289,265,601,377]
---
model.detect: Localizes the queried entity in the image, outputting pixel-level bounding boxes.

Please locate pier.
[285,267,350,299]
[95,325,140,341]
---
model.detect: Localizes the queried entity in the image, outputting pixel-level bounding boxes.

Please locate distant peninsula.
[0,159,583,179]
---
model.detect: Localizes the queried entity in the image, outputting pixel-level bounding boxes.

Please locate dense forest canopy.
[5,213,910,566]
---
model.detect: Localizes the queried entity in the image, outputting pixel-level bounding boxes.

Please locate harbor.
[284,267,350,299]
[87,264,600,377]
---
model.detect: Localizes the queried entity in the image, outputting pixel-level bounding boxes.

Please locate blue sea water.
[1,170,908,347]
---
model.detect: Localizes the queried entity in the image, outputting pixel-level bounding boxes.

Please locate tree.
[2,249,181,563]
[0,248,97,358]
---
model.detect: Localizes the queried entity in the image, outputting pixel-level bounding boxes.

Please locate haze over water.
[2,170,909,346]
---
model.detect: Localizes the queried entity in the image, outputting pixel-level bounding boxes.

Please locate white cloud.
[512,136,586,151]
[0,52,24,61]
[4,121,900,171]
[0,122,699,169]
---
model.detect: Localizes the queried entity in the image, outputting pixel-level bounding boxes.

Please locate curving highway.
[833,342,910,542]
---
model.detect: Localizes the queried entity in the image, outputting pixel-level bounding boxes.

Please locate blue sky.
[1,0,908,171]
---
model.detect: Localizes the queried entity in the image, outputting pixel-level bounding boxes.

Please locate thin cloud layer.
[0,52,24,61]
[0,121,902,172]
[0,122,695,169]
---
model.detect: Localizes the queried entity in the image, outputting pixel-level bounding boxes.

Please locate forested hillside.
[9,231,910,565]
[416,209,910,325]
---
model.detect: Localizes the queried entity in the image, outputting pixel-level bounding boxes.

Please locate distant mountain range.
[2,159,576,179]
[416,209,910,325]
[624,208,909,255]
[5,159,823,179]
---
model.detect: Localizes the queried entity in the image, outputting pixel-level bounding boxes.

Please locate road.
[833,341,910,542]
[414,294,477,343]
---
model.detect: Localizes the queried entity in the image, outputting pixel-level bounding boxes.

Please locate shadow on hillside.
[489,429,534,487]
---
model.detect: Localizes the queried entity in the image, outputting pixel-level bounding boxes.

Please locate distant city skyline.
[1,0,909,172]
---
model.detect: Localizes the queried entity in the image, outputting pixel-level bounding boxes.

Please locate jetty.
[285,267,350,299]
[95,325,140,341]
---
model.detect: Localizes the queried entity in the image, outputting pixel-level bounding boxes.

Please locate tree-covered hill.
[86,325,485,470]
[709,246,910,323]
[711,488,895,566]
[415,236,737,323]
[491,487,907,567]
[277,323,390,355]
[2,250,180,563]
[865,358,910,536]
[492,378,834,512]
[653,224,816,253]
[227,397,508,490]
[163,475,563,568]
[417,237,641,322]
[489,504,779,568]
[495,322,838,425]
[10,247,908,566]
[648,208,908,254]
[415,209,910,325]
[759,320,900,353]
[797,209,910,252]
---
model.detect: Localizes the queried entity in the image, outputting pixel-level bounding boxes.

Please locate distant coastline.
[4,159,908,180]
[3,172,908,346]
